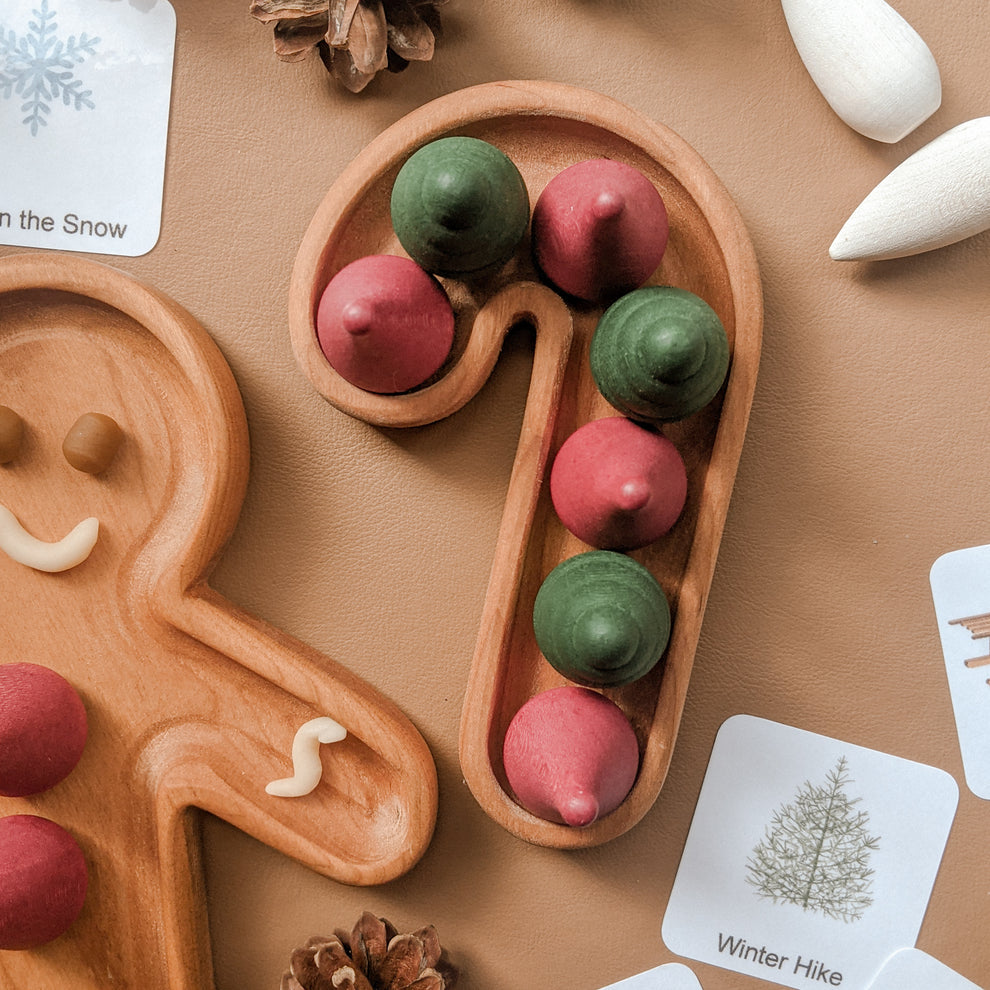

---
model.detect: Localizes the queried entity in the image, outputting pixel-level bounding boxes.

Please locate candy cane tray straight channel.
[290,81,763,848]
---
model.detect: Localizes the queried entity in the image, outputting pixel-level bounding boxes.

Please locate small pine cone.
[249,0,448,93]
[282,913,458,990]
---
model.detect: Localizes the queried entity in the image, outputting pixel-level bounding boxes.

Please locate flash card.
[930,544,990,799]
[662,715,958,990]
[599,963,702,990]
[866,948,983,990]
[0,0,176,256]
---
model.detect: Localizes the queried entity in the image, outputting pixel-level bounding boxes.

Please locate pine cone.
[281,912,458,990]
[250,0,447,93]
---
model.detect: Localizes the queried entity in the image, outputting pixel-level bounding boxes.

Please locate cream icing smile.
[0,504,99,572]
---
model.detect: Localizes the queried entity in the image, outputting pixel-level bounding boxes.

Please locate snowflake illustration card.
[662,715,958,990]
[0,0,176,256]
[930,545,990,800]
[866,949,983,990]
[598,964,703,990]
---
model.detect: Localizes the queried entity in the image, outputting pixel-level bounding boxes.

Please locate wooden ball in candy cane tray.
[315,254,455,394]
[531,157,670,304]
[549,416,688,552]
[389,135,530,277]
[532,550,672,690]
[502,686,640,828]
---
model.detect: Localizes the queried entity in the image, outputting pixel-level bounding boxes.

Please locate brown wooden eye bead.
[62,413,123,475]
[0,407,24,464]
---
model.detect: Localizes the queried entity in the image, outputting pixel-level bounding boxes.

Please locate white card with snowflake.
[0,0,175,256]
[598,963,703,990]
[866,948,984,990]
[930,544,990,800]
[661,715,958,990]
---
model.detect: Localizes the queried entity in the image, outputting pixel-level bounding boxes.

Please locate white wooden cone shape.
[831,117,990,261]
[781,0,941,143]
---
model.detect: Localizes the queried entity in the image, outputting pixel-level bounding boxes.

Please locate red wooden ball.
[549,417,687,551]
[503,686,639,827]
[532,158,669,303]
[0,663,88,797]
[0,815,88,949]
[316,254,455,394]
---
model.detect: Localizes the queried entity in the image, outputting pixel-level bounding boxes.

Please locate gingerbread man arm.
[140,605,437,990]
[165,588,438,884]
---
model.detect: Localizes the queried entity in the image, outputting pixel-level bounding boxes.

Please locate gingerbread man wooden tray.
[290,81,763,848]
[0,252,438,989]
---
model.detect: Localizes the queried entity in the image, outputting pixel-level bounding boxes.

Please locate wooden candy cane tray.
[290,80,763,848]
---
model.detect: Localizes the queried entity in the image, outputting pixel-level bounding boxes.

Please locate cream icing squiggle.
[265,716,348,798]
[0,504,99,572]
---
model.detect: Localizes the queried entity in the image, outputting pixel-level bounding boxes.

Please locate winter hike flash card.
[0,0,176,256]
[930,545,990,799]
[662,715,958,990]
[598,964,703,990]
[866,949,983,990]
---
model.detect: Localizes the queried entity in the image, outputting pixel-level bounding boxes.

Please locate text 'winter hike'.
[718,933,843,985]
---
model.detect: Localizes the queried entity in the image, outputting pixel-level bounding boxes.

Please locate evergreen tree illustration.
[0,1,100,136]
[745,756,880,923]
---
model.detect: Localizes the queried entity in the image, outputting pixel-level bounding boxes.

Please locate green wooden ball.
[390,136,530,276]
[589,286,730,423]
[533,550,671,688]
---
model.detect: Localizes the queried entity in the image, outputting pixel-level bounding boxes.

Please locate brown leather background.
[5,0,990,987]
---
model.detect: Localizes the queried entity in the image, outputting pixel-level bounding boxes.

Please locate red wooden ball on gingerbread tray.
[316,254,455,394]
[0,815,88,950]
[0,662,88,798]
[532,158,669,303]
[550,416,687,551]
